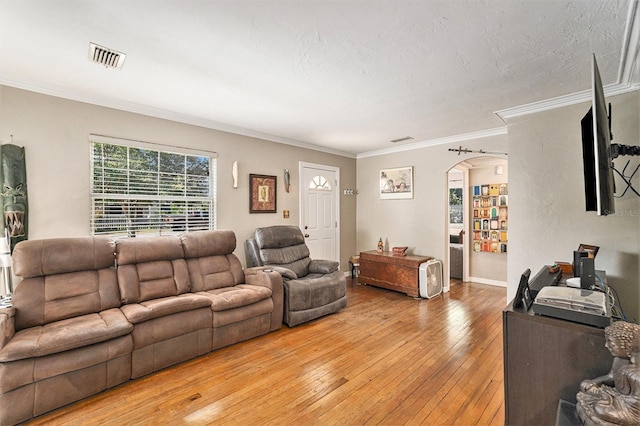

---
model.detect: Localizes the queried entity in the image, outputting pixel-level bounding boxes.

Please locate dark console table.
[503,300,612,425]
[358,250,431,297]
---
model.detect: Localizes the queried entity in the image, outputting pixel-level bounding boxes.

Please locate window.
[449,187,463,224]
[309,175,331,191]
[90,135,217,236]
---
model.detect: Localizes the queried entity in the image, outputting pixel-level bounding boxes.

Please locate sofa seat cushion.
[201,285,272,311]
[120,294,212,324]
[0,334,133,394]
[0,308,132,362]
[284,270,347,312]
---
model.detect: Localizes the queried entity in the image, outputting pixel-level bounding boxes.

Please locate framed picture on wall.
[380,166,413,199]
[578,244,599,258]
[249,174,277,213]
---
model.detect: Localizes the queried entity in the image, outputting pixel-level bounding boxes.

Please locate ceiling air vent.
[89,42,126,69]
[390,136,414,143]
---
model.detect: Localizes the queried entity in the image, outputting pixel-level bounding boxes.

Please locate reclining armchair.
[246,225,347,326]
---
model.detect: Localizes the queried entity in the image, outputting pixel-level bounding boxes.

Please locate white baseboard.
[467,277,507,287]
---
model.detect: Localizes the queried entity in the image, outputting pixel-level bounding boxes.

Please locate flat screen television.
[581,54,615,215]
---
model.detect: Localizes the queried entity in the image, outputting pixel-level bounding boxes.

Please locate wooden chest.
[358,250,432,297]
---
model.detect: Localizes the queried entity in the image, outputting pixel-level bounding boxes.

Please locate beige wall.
[2,84,637,320]
[355,134,509,292]
[0,86,357,270]
[508,90,640,322]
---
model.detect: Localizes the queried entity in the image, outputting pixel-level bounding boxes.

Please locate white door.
[300,162,340,262]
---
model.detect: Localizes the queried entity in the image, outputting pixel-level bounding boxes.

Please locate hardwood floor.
[28,279,507,425]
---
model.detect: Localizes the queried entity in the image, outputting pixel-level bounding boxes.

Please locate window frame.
[89,134,217,237]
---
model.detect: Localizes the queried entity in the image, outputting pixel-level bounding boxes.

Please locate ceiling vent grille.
[89,42,126,69]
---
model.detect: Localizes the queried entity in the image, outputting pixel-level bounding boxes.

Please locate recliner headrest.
[115,235,184,265]
[254,226,304,249]
[13,236,115,278]
[181,229,236,258]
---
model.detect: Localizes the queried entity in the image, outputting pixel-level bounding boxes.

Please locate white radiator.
[419,259,443,299]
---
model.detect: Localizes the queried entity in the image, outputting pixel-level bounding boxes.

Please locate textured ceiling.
[0,0,638,157]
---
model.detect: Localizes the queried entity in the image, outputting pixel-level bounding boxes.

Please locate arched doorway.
[447,156,508,287]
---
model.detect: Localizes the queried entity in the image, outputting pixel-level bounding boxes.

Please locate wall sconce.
[232,161,238,188]
[284,169,290,193]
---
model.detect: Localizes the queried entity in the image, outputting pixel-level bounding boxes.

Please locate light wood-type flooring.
[28,278,507,425]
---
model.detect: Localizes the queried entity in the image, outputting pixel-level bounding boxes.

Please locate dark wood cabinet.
[358,250,431,297]
[503,301,612,425]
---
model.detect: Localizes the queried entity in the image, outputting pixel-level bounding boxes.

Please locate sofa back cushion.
[254,226,311,278]
[181,230,244,291]
[115,236,190,303]
[12,236,119,330]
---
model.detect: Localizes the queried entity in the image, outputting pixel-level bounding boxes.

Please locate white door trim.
[299,161,341,265]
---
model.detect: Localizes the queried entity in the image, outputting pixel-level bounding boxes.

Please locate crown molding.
[619,0,640,83]
[494,82,640,122]
[0,76,357,159]
[496,0,640,122]
[357,127,507,159]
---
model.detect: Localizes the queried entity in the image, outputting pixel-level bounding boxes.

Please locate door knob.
[304,226,308,229]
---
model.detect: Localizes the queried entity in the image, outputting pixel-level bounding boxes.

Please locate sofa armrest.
[245,267,283,289]
[0,307,16,350]
[244,268,284,331]
[309,259,339,274]
[250,265,298,284]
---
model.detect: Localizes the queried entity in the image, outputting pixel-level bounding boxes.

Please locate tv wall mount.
[611,143,640,197]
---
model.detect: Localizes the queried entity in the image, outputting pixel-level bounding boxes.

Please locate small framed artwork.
[578,244,599,258]
[249,174,277,213]
[513,269,532,309]
[380,167,413,199]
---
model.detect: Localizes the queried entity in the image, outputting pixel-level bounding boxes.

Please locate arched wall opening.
[446,156,509,288]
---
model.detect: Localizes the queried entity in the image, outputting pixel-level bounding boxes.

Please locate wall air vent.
[390,136,414,143]
[89,42,126,69]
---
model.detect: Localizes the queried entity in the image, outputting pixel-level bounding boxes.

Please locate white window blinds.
[90,135,217,236]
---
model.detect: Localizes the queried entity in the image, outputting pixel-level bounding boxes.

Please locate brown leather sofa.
[0,230,282,425]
